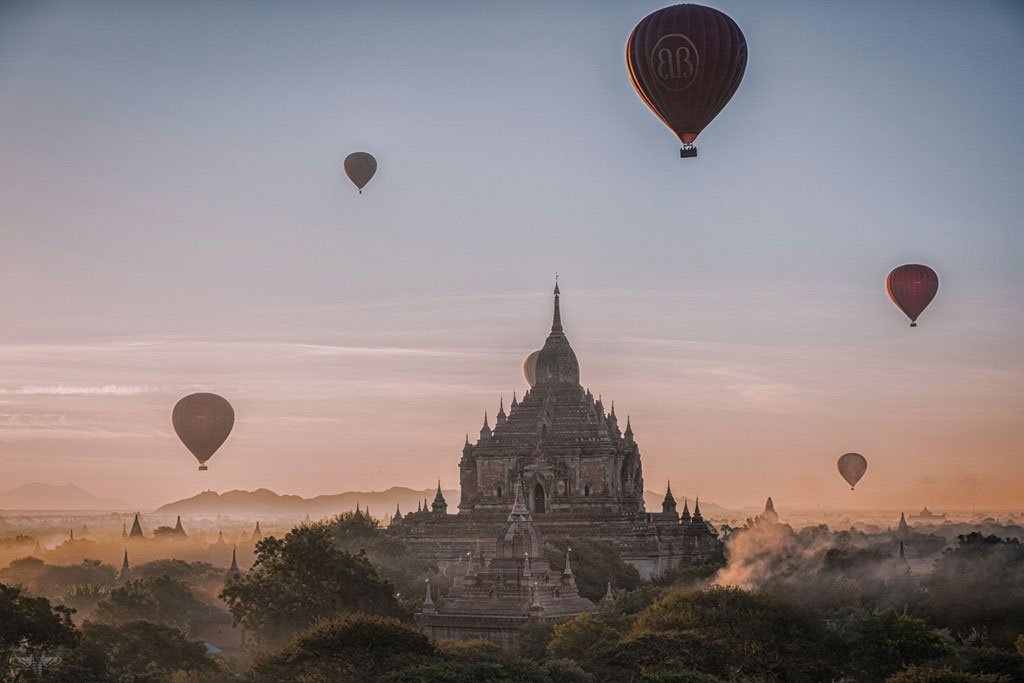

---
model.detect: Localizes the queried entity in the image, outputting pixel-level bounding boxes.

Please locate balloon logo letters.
[651,34,699,91]
[173,393,235,471]
[837,453,868,491]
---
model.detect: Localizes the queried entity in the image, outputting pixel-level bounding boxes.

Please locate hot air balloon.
[837,453,868,490]
[172,393,234,471]
[523,350,540,387]
[886,264,938,327]
[343,152,377,194]
[627,4,747,157]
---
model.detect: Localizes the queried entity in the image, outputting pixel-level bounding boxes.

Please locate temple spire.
[563,548,574,576]
[422,579,435,613]
[624,415,634,440]
[551,276,563,333]
[226,546,240,581]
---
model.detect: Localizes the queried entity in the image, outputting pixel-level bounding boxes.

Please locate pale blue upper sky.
[0,1,1021,508]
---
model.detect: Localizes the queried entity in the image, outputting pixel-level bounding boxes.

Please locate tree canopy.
[220,523,401,644]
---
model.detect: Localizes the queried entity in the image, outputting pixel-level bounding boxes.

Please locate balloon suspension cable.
[680,143,698,159]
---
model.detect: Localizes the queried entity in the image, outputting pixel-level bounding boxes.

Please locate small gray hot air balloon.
[837,452,868,490]
[173,393,234,471]
[523,350,540,387]
[343,152,377,194]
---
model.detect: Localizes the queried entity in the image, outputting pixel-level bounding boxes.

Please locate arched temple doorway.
[532,483,546,514]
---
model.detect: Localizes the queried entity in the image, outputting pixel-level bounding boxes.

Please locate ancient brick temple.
[392,282,720,578]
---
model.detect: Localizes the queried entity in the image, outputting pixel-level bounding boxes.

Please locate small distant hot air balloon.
[172,393,234,471]
[627,4,747,157]
[343,152,377,194]
[886,264,939,327]
[837,452,868,490]
[523,350,540,387]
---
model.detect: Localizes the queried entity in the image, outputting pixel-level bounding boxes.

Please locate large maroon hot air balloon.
[627,4,747,157]
[886,264,939,327]
[172,393,234,471]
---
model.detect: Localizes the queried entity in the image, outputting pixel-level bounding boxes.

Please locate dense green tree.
[245,614,435,682]
[136,559,225,596]
[70,620,222,682]
[330,511,443,607]
[518,620,553,661]
[613,586,843,681]
[379,639,591,683]
[94,575,209,632]
[955,646,1024,680]
[0,582,77,675]
[843,611,950,679]
[220,523,401,644]
[542,536,642,601]
[923,534,1024,646]
[885,666,1008,682]
[548,612,632,679]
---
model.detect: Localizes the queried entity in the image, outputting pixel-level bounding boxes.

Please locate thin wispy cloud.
[0,385,153,396]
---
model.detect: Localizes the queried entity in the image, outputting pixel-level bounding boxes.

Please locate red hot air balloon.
[172,393,234,471]
[837,452,868,490]
[627,4,747,157]
[886,264,939,327]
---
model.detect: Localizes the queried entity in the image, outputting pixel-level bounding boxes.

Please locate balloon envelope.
[343,152,377,193]
[172,393,234,471]
[887,264,938,327]
[626,4,747,148]
[523,350,540,387]
[837,453,868,490]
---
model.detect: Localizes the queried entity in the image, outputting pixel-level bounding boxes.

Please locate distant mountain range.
[0,483,130,510]
[155,487,731,518]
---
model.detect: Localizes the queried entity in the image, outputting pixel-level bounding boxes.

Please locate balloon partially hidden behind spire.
[533,279,580,386]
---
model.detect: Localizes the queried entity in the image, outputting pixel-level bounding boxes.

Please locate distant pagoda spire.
[69,528,74,541]
[226,546,240,581]
[897,512,911,539]
[479,412,492,439]
[129,513,144,538]
[173,515,186,536]
[121,522,128,538]
[681,499,692,522]
[551,275,563,333]
[511,391,518,408]
[693,497,703,522]
[33,539,42,555]
[119,549,131,582]
[215,530,226,546]
[252,521,263,540]
[624,415,634,440]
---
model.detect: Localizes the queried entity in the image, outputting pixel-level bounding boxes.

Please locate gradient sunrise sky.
[0,1,1021,510]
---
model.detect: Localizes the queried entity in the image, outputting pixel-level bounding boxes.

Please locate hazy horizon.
[1,0,1021,510]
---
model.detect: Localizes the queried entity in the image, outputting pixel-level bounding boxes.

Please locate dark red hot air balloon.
[837,452,868,490]
[627,4,747,157]
[172,393,234,471]
[886,264,939,327]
